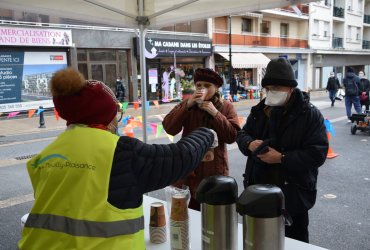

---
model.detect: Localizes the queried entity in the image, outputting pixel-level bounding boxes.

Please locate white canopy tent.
[0,0,314,142]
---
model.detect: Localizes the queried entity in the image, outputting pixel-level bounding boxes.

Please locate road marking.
[0,158,28,168]
[329,116,348,123]
[0,193,34,209]
[0,136,57,148]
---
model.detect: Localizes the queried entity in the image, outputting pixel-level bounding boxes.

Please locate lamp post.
[229,15,232,86]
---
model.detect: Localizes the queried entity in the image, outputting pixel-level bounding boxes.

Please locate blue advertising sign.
[0,52,24,104]
[0,51,67,112]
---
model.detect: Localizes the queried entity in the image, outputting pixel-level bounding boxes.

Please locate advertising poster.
[0,51,67,112]
[148,68,158,93]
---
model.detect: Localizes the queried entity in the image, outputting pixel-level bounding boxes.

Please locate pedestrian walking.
[236,58,328,243]
[230,74,238,98]
[326,72,340,107]
[162,68,240,211]
[358,71,370,112]
[115,76,125,102]
[342,67,362,121]
[18,67,217,250]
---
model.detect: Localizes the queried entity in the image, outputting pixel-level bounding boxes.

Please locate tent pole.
[138,0,148,143]
[139,25,148,143]
[228,15,232,87]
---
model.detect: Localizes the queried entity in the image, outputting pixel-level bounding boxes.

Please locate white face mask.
[359,73,364,78]
[265,90,288,106]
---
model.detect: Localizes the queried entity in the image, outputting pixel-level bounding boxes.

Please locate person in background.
[19,67,217,250]
[236,58,328,243]
[115,76,125,102]
[162,67,171,102]
[326,71,341,107]
[169,71,176,100]
[230,74,238,100]
[358,71,370,112]
[162,68,240,211]
[342,67,362,121]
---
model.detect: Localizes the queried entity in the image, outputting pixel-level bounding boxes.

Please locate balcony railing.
[212,33,308,48]
[363,40,370,49]
[364,15,370,24]
[333,6,344,18]
[332,37,343,48]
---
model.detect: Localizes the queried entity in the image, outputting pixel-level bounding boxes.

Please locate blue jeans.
[345,95,362,118]
[329,90,337,104]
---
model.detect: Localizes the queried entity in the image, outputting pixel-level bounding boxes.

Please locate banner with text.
[0,26,72,47]
[134,37,212,58]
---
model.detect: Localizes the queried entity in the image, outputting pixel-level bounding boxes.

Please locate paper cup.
[150,202,166,227]
[170,194,189,221]
[196,88,207,104]
[170,219,189,250]
[149,202,167,244]
[150,225,167,244]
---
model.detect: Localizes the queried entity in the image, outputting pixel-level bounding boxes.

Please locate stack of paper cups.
[149,202,167,244]
[170,194,189,250]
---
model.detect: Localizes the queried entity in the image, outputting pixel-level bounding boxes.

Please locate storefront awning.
[218,53,270,69]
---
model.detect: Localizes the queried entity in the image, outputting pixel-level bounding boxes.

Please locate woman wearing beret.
[163,68,241,210]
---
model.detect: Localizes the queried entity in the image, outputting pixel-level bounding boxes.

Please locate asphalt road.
[0,97,369,250]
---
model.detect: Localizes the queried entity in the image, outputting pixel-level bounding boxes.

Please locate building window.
[242,18,253,32]
[347,0,353,11]
[260,21,270,35]
[356,27,361,40]
[323,21,330,38]
[280,23,289,37]
[323,0,331,6]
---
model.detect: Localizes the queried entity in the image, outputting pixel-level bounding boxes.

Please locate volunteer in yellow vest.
[18,68,217,250]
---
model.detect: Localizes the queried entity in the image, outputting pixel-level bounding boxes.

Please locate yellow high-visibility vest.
[19,126,144,250]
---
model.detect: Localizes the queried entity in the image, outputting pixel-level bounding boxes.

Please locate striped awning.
[218,53,270,69]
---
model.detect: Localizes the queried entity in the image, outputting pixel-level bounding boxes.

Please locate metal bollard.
[39,106,46,128]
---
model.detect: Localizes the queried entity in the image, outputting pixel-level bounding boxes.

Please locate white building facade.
[309,0,370,89]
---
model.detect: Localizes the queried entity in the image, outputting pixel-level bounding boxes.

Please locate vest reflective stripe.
[25,213,144,238]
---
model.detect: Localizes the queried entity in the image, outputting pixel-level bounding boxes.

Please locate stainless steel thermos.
[196,175,238,250]
[236,184,285,250]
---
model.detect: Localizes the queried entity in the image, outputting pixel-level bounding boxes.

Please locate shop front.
[134,37,212,102]
[0,26,72,113]
[214,52,270,99]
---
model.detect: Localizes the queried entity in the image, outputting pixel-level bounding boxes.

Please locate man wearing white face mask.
[236,58,328,243]
[326,72,341,107]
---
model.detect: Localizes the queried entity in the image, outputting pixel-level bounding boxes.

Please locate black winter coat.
[108,127,214,209]
[326,77,340,91]
[236,89,328,215]
[359,78,370,95]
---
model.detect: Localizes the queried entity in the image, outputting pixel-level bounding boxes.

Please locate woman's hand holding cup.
[195,88,207,104]
[187,88,207,108]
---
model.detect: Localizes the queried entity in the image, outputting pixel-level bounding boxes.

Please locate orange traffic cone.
[326,132,339,159]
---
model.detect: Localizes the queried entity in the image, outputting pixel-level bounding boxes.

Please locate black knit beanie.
[261,58,298,88]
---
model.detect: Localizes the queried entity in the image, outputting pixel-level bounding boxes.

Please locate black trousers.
[285,211,309,243]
